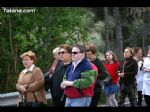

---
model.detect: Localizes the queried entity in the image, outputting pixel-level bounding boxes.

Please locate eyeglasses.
[58,51,68,55]
[71,52,82,55]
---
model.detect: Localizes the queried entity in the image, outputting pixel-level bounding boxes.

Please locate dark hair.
[133,47,142,54]
[60,44,72,54]
[73,44,86,53]
[105,51,118,63]
[85,43,97,55]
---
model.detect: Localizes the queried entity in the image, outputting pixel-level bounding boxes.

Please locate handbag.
[18,92,44,107]
[44,72,52,91]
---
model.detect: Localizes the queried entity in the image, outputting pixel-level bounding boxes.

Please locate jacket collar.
[22,64,35,73]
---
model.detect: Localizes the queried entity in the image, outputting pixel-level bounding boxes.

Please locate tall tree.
[113,7,123,59]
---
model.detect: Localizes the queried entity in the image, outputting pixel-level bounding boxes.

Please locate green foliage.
[0,7,93,93]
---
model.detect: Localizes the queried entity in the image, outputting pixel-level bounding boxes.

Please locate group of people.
[16,43,150,107]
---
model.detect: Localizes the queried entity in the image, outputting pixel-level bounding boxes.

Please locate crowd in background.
[16,42,150,107]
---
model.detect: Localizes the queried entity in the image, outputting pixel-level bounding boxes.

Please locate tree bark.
[113,7,123,59]
[8,16,17,75]
[104,7,110,51]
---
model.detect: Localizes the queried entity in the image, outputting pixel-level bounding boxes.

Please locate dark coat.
[91,58,109,93]
[50,60,71,104]
[118,57,138,86]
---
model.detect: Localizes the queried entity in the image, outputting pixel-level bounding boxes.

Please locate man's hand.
[61,80,73,89]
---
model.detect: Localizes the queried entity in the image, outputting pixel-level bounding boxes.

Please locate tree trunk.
[113,7,123,60]
[8,16,17,75]
[104,7,110,51]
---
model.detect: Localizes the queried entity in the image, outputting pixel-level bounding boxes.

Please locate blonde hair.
[53,47,60,54]
[125,47,135,57]
[20,51,36,64]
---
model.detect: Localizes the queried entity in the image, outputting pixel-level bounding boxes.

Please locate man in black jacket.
[86,43,109,107]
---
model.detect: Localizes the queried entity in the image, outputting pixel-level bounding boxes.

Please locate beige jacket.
[16,66,47,104]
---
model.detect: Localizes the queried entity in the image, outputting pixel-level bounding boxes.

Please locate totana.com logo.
[2,7,36,13]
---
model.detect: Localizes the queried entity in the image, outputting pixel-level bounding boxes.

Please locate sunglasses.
[58,51,68,55]
[71,52,82,55]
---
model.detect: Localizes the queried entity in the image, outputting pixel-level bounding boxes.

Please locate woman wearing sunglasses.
[61,44,98,107]
[50,44,72,107]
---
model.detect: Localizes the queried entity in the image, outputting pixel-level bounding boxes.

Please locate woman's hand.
[118,72,125,78]
[19,85,27,92]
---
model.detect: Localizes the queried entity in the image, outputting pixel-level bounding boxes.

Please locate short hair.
[73,44,86,53]
[60,44,72,54]
[85,43,97,54]
[20,51,36,63]
[53,47,60,54]
[105,51,118,63]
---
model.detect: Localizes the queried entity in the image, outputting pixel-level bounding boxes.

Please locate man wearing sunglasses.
[61,44,98,107]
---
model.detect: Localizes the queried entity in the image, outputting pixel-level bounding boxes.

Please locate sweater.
[104,62,119,84]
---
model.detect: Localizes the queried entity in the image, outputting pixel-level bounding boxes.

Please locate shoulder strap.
[33,91,38,103]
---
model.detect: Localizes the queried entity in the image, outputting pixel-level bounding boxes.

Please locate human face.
[86,51,95,61]
[22,56,34,69]
[147,49,150,57]
[106,52,113,62]
[135,49,142,59]
[71,47,84,62]
[124,49,132,59]
[59,48,71,63]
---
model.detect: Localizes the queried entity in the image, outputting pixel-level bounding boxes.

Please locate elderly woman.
[50,44,72,107]
[61,44,98,107]
[16,51,47,107]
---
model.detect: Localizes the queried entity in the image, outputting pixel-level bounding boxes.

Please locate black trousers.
[144,95,150,107]
[90,88,102,107]
[137,91,143,106]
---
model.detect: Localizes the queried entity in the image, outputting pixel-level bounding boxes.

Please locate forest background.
[0,7,150,93]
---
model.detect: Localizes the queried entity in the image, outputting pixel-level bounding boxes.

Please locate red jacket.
[64,62,98,98]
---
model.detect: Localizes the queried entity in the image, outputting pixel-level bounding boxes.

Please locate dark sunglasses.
[71,52,82,55]
[58,51,68,55]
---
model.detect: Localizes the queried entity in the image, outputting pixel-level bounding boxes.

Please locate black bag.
[44,72,52,91]
[18,92,45,107]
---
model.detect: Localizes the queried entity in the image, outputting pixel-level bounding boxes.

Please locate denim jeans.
[65,96,92,107]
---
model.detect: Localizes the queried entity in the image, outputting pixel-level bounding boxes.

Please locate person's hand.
[49,74,53,78]
[23,85,28,89]
[61,80,73,89]
[19,85,27,92]
[118,73,125,78]
[61,81,66,89]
